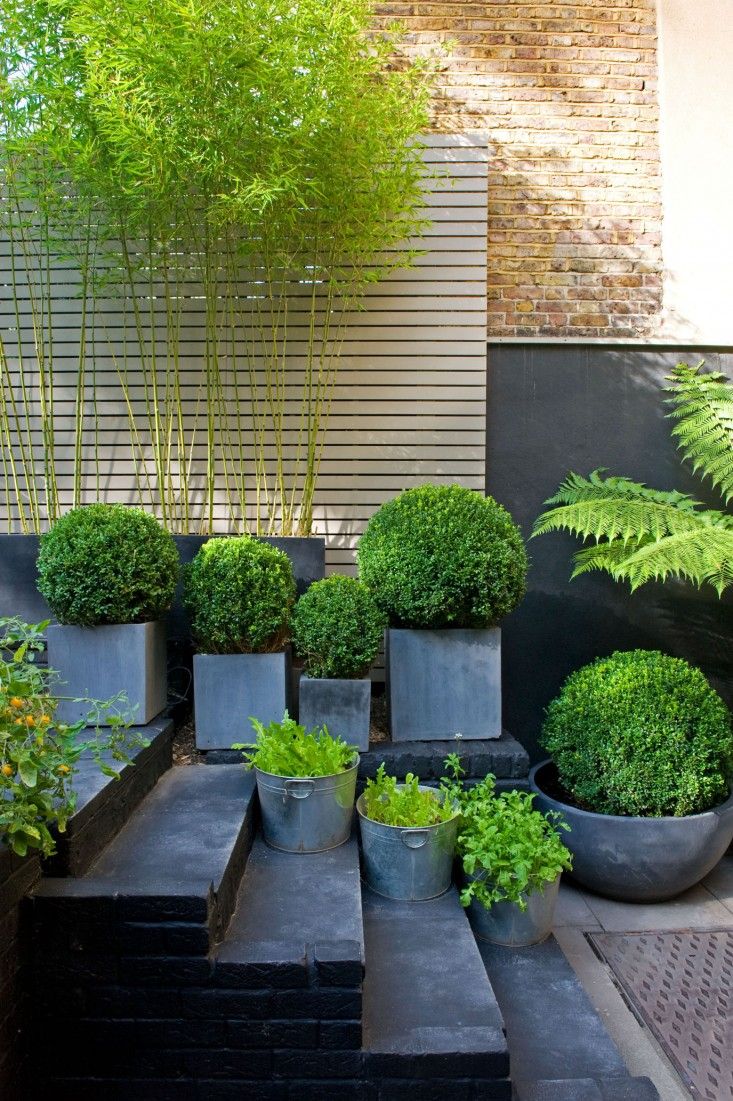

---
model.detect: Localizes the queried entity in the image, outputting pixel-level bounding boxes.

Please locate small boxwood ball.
[292,575,386,680]
[542,649,733,817]
[184,535,295,654]
[356,483,528,629]
[37,503,179,626]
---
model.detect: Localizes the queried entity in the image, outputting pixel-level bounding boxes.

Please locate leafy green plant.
[441,755,571,911]
[36,504,179,626]
[235,712,357,777]
[361,763,457,827]
[0,618,142,857]
[357,484,528,629]
[184,536,295,654]
[292,575,386,680]
[542,649,733,817]
[533,363,733,594]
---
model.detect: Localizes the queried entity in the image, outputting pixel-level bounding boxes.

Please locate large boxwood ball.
[184,536,295,654]
[356,484,527,628]
[292,575,386,680]
[542,649,733,817]
[37,504,178,626]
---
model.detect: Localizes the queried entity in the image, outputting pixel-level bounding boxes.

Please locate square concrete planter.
[386,627,501,741]
[47,621,167,727]
[194,650,292,750]
[298,675,371,751]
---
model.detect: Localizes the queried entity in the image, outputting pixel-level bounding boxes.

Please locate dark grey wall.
[487,344,733,761]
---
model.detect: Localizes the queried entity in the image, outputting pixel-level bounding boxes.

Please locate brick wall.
[376,1,663,339]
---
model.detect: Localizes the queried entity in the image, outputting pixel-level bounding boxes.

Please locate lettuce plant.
[236,712,357,778]
[361,763,456,827]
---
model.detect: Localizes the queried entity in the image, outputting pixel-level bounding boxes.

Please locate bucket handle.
[401,829,429,849]
[283,778,315,802]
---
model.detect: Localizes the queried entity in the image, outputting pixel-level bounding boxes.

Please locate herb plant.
[441,755,571,912]
[236,712,357,778]
[361,763,457,827]
[542,650,733,817]
[357,484,528,629]
[0,618,141,857]
[37,504,179,625]
[292,575,386,680]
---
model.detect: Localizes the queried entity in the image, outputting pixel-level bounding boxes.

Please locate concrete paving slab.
[701,852,733,913]
[554,881,602,929]
[580,883,731,932]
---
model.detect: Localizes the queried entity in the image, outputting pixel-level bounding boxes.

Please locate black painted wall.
[487,344,733,761]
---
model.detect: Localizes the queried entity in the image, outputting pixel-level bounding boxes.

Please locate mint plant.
[361,763,457,827]
[236,712,357,778]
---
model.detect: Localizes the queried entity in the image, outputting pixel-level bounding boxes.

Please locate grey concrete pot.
[193,650,292,750]
[386,627,501,741]
[255,759,358,853]
[47,621,167,726]
[530,760,733,902]
[298,675,371,750]
[465,872,561,946]
[0,534,51,625]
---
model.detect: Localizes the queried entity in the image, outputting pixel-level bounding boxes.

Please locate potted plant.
[292,575,385,750]
[236,713,358,853]
[443,757,571,945]
[184,536,295,750]
[38,504,178,725]
[357,484,527,740]
[531,649,733,902]
[356,764,459,900]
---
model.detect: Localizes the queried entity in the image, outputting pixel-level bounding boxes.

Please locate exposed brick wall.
[377,1,663,339]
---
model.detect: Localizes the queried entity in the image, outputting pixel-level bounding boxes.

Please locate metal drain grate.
[589,930,733,1101]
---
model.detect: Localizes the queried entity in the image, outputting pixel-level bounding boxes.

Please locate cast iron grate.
[589,929,733,1101]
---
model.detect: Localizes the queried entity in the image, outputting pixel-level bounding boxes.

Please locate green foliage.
[37,504,179,626]
[236,712,357,777]
[292,575,385,679]
[533,363,733,594]
[357,484,528,629]
[542,649,733,817]
[0,618,143,857]
[183,536,295,654]
[361,763,457,827]
[441,755,571,911]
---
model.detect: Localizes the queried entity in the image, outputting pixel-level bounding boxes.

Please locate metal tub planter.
[255,758,359,853]
[465,871,561,946]
[357,789,460,901]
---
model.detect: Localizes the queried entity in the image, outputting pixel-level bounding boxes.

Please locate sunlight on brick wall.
[376,1,663,339]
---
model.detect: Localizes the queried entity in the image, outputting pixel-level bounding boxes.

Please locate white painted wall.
[657,0,733,343]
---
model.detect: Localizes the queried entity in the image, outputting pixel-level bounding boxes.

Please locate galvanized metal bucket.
[465,872,561,946]
[356,788,459,901]
[255,758,358,853]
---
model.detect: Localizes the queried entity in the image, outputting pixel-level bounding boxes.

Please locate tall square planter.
[386,627,501,741]
[194,650,292,750]
[298,675,371,751]
[47,621,167,727]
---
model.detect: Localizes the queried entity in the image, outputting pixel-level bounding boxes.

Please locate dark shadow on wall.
[487,343,733,761]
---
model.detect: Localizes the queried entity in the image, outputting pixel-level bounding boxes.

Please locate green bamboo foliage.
[1,0,434,534]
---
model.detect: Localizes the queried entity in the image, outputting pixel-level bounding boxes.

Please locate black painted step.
[479,935,659,1101]
[362,887,511,1099]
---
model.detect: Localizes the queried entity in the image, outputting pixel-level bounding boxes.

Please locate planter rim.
[193,645,290,657]
[356,787,460,831]
[253,756,359,783]
[464,865,561,899]
[299,673,369,682]
[530,758,733,824]
[387,624,501,632]
[51,618,162,628]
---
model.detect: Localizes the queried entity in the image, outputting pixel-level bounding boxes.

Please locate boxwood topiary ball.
[356,483,528,629]
[542,649,733,817]
[37,504,179,626]
[183,535,295,654]
[292,575,386,680]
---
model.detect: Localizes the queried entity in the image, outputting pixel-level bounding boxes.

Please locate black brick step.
[362,887,511,1096]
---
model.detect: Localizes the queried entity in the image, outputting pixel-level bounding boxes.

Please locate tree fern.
[533,363,733,595]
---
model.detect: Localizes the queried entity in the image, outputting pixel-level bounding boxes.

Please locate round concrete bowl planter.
[298,674,371,751]
[255,757,359,853]
[530,760,733,902]
[356,790,460,901]
[385,627,501,741]
[464,871,561,946]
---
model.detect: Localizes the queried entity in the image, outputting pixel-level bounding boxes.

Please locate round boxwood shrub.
[184,536,295,654]
[356,484,528,629]
[37,504,178,626]
[542,649,733,818]
[292,575,386,679]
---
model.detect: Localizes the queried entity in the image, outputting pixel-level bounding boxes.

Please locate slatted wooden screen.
[0,133,488,572]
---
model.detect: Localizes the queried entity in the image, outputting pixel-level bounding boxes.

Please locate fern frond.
[667,362,733,503]
[615,527,733,594]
